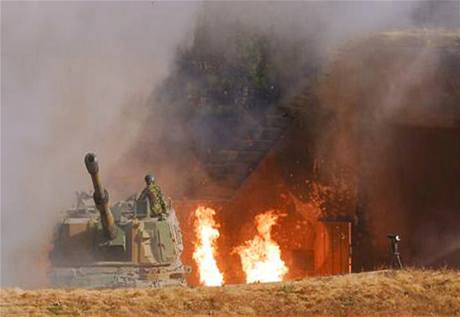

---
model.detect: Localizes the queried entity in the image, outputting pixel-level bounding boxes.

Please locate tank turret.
[84,153,117,240]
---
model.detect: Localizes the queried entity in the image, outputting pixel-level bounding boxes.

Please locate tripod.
[387,234,403,269]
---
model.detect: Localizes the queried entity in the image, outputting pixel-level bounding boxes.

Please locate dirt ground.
[1,269,460,316]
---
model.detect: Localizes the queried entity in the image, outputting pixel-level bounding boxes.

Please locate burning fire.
[192,206,224,286]
[235,211,288,283]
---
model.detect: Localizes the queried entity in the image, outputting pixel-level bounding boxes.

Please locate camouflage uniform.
[139,182,167,217]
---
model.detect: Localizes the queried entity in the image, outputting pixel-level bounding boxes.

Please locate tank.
[49,153,190,288]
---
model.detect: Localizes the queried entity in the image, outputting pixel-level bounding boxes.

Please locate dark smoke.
[121,0,425,198]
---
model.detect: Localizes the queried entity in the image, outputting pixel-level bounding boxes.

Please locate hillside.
[1,269,459,316]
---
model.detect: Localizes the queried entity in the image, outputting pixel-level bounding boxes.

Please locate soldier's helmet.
[145,174,155,185]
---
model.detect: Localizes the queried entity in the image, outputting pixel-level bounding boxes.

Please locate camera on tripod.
[387,233,403,269]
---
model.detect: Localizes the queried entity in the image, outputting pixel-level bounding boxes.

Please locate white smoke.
[1,1,199,287]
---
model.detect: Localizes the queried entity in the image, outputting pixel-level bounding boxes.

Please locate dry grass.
[1,269,459,316]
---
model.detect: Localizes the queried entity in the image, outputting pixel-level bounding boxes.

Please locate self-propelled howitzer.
[49,153,190,288]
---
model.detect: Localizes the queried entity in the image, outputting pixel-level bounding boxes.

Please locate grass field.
[1,269,459,316]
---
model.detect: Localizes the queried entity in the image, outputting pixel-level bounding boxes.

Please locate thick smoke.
[123,1,428,197]
[127,1,459,283]
[1,1,198,287]
[2,1,458,288]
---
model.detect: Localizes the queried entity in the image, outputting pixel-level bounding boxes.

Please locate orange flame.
[192,206,224,286]
[235,211,288,283]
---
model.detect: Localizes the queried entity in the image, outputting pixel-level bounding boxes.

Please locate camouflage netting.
[119,15,321,199]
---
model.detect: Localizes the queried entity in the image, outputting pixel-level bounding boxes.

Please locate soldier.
[138,174,168,218]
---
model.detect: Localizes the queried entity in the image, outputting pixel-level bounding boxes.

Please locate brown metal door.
[314,221,351,275]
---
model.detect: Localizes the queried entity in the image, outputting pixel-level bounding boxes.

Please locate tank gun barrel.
[84,153,117,240]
